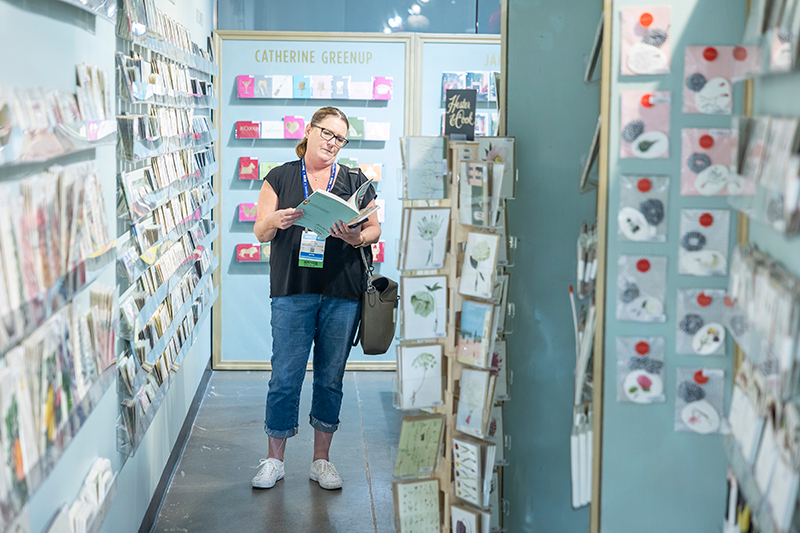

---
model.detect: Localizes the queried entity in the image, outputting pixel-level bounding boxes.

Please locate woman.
[251,107,380,490]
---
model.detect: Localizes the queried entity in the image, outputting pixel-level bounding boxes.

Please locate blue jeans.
[265,294,361,438]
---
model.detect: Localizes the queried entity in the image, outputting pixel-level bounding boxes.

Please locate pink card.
[732,45,762,81]
[372,77,393,100]
[681,128,753,196]
[620,6,671,75]
[238,203,258,222]
[683,46,734,115]
[239,157,258,180]
[236,121,260,139]
[237,75,255,98]
[284,116,305,139]
[371,241,385,263]
[620,90,670,159]
[236,244,261,262]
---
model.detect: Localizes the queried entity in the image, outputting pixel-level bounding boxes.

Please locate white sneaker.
[309,459,343,490]
[252,458,284,488]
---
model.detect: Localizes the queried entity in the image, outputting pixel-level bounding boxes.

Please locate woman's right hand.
[269,208,305,230]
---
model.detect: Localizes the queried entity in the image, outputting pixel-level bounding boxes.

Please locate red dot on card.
[703,47,718,61]
[640,13,653,26]
[699,135,715,149]
[636,259,651,272]
[641,94,654,108]
[724,296,735,308]
[699,213,714,227]
[733,46,748,61]
[636,342,650,355]
[697,292,712,307]
[694,370,709,385]
[637,178,652,192]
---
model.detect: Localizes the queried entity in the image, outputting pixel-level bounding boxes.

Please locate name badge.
[299,230,325,268]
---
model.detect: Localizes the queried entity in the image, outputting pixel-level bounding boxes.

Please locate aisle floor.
[153,371,402,533]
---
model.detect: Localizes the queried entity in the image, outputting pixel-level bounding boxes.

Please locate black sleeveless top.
[265,160,376,301]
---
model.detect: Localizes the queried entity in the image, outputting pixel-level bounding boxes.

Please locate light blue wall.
[504,1,600,531]
[600,1,746,532]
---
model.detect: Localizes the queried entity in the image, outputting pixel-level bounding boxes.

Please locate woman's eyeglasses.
[311,124,349,147]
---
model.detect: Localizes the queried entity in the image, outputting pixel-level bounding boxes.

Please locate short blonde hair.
[295,107,350,159]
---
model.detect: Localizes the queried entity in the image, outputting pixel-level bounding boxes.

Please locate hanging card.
[678,209,730,276]
[400,207,450,270]
[331,75,351,99]
[238,203,257,222]
[616,337,666,404]
[620,90,670,159]
[238,157,258,180]
[237,75,254,98]
[260,121,284,139]
[401,276,448,341]
[397,344,443,409]
[364,122,391,141]
[616,255,667,322]
[359,163,382,182]
[394,414,445,478]
[271,75,293,98]
[283,116,304,139]
[618,175,669,242]
[676,289,728,355]
[311,75,332,99]
[254,75,271,98]
[683,46,734,115]
[292,75,311,98]
[235,121,260,139]
[680,128,752,196]
[674,367,724,434]
[620,6,671,75]
[457,300,495,368]
[371,240,385,263]
[459,232,499,299]
[372,76,393,100]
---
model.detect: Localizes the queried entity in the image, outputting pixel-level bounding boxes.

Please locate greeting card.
[620,6,672,75]
[393,479,440,533]
[398,344,443,409]
[678,209,730,276]
[676,289,728,355]
[375,199,386,223]
[441,72,466,101]
[271,75,293,98]
[331,75,351,99]
[680,128,751,196]
[457,300,495,368]
[460,233,499,299]
[254,75,271,97]
[372,76,393,100]
[401,276,447,340]
[339,157,359,168]
[235,121,260,139]
[237,75,254,98]
[732,45,763,81]
[400,136,447,199]
[311,75,332,99]
[292,75,312,98]
[283,116,305,139]
[349,81,373,100]
[238,157,258,180]
[477,137,515,199]
[456,368,495,437]
[371,240,385,263]
[451,506,480,533]
[620,90,670,159]
[359,163,382,182]
[466,71,488,101]
[394,414,445,478]
[400,207,450,270]
[364,122,391,141]
[236,243,265,262]
[347,117,365,140]
[259,162,280,180]
[616,337,666,404]
[238,203,257,222]
[261,121,284,139]
[674,367,724,434]
[616,255,667,323]
[617,175,669,242]
[486,404,505,463]
[684,46,734,114]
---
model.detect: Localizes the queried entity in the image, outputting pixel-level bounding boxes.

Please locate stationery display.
[116,51,216,108]
[440,71,499,102]
[743,0,800,72]
[620,90,671,159]
[236,74,393,100]
[620,6,671,76]
[233,117,390,141]
[678,209,731,277]
[615,337,665,404]
[615,255,667,323]
[617,175,669,242]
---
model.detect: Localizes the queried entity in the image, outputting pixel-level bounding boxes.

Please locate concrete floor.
[153,371,403,533]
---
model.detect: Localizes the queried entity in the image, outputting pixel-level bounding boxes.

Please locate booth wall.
[504,1,600,531]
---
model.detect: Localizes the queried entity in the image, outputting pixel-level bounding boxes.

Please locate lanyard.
[301,158,336,199]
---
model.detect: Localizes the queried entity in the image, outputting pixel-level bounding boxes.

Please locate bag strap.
[353,247,373,347]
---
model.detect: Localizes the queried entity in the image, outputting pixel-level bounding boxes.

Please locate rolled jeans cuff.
[310,415,338,434]
[265,424,298,439]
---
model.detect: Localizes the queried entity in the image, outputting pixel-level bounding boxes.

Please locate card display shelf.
[53,0,116,22]
[120,160,218,223]
[728,183,800,239]
[41,472,117,533]
[0,242,116,358]
[0,366,117,530]
[121,81,219,110]
[0,120,117,168]
[118,31,218,77]
[118,285,218,457]
[738,33,800,81]
[117,128,219,163]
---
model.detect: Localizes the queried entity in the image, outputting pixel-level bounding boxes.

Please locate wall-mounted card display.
[743,0,800,72]
[453,434,495,508]
[617,176,668,242]
[234,117,390,141]
[393,414,445,479]
[620,91,670,159]
[455,368,496,438]
[457,300,496,368]
[458,162,504,228]
[620,6,671,75]
[397,344,443,410]
[674,368,724,434]
[399,137,448,200]
[675,289,728,355]
[681,129,749,196]
[371,241,385,263]
[616,255,667,323]
[615,337,665,404]
[235,243,270,263]
[116,52,217,109]
[400,276,447,341]
[459,233,500,300]
[236,74,393,100]
[441,71,499,102]
[398,207,450,271]
[117,114,216,162]
[678,209,730,276]
[393,478,441,533]
[238,203,258,222]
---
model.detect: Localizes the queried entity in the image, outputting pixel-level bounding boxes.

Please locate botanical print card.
[394,414,445,478]
[398,344,443,409]
[616,255,667,323]
[400,136,447,199]
[459,161,489,227]
[260,121,284,139]
[359,163,382,182]
[372,76,393,100]
[615,337,665,404]
[271,75,293,98]
[620,6,671,75]
[460,233,499,299]
[486,404,505,463]
[254,75,271,98]
[347,117,365,140]
[678,209,730,276]
[683,46,734,115]
[364,122,391,141]
[456,368,492,437]
[680,128,751,196]
[620,90,670,159]
[674,367,724,434]
[393,479,440,533]
[238,203,257,222]
[452,437,482,506]
[401,276,447,340]
[617,175,669,242]
[311,75,332,99]
[236,243,263,262]
[477,137,515,199]
[457,300,494,368]
[235,121,260,139]
[349,81,373,100]
[491,339,509,400]
[292,75,311,98]
[237,75,254,98]
[401,207,450,270]
[451,505,480,533]
[238,157,258,180]
[676,289,727,355]
[283,116,304,139]
[331,75,351,99]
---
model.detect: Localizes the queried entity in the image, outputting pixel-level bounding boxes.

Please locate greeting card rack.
[394,137,515,533]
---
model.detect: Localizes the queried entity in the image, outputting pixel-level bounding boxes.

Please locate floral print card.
[675,367,724,434]
[620,90,670,159]
[684,46,734,115]
[620,6,671,75]
[400,207,450,270]
[477,137,515,199]
[618,175,669,242]
[401,276,448,341]
[678,209,730,276]
[456,368,492,437]
[616,337,665,404]
[616,255,667,323]
[398,344,443,409]
[680,128,752,196]
[676,289,728,355]
[459,232,500,300]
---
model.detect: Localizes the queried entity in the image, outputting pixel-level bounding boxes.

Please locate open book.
[294,178,378,239]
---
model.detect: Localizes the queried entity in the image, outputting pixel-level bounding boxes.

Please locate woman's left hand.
[330,221,362,246]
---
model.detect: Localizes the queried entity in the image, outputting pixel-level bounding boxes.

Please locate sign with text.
[444,89,476,140]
